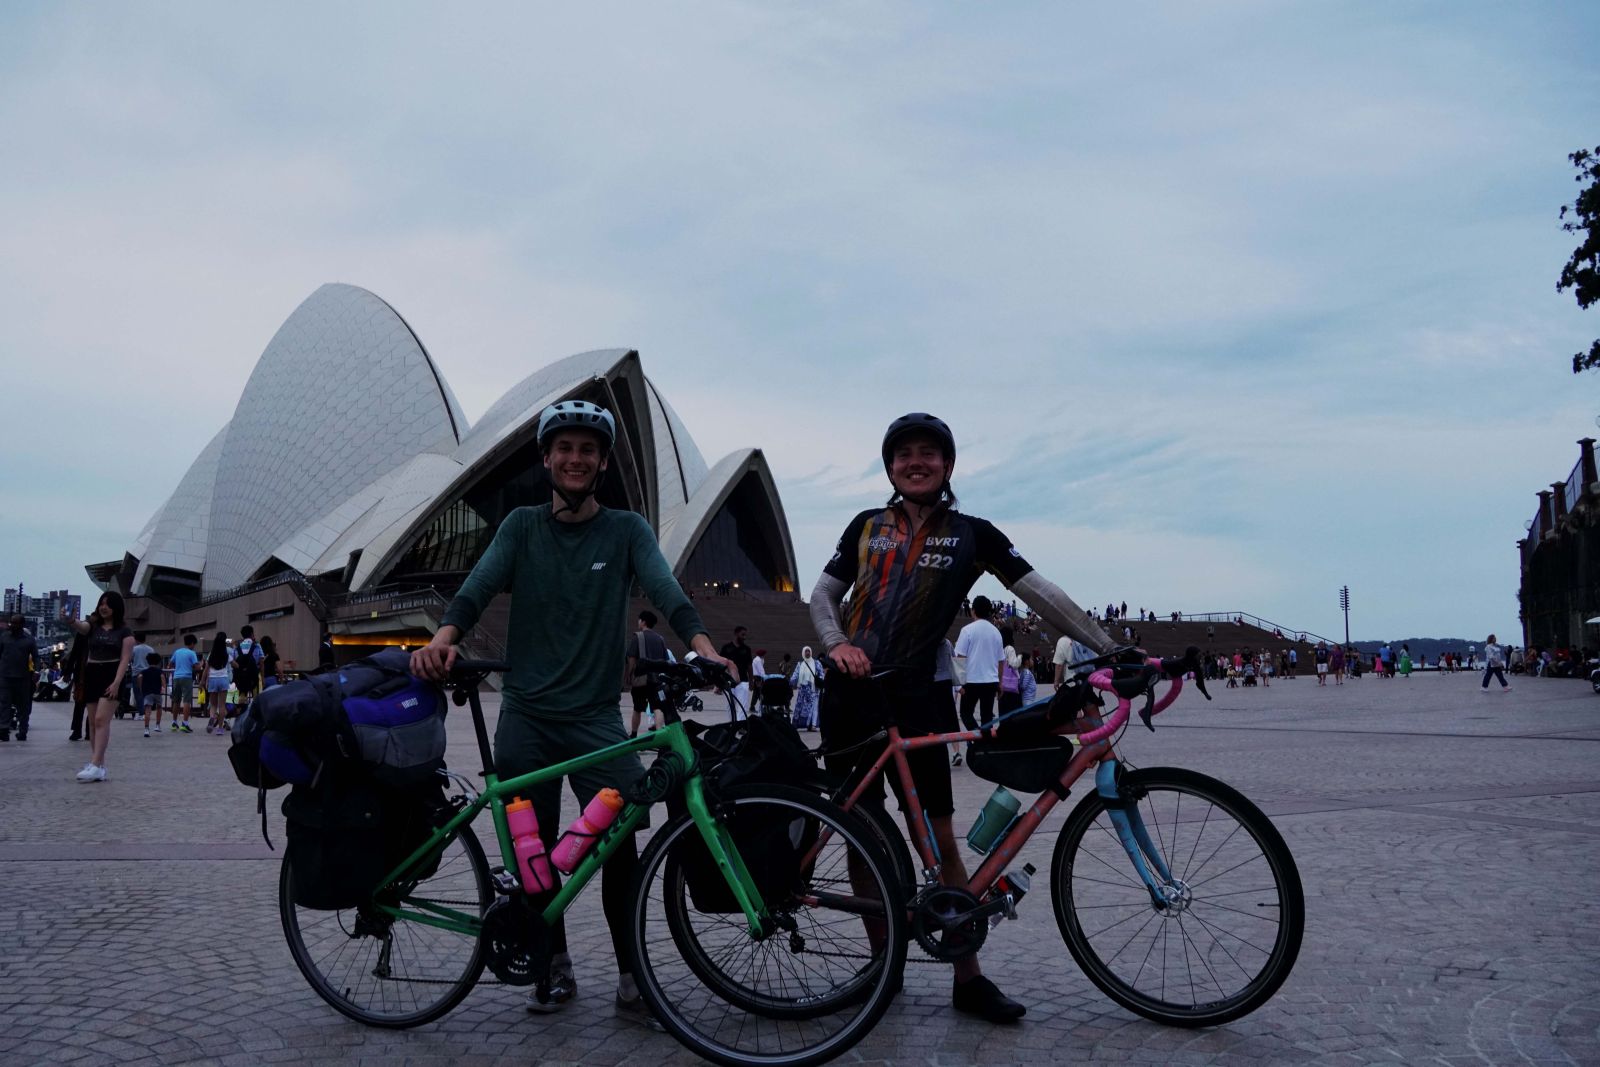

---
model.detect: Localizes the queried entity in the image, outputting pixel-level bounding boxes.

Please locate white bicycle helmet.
[536,400,616,453]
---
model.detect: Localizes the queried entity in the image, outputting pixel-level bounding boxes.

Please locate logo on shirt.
[867,537,900,553]
[925,536,960,548]
[592,562,607,571]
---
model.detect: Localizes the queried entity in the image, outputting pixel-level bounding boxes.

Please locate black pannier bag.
[966,736,1077,795]
[669,712,826,913]
[283,773,447,910]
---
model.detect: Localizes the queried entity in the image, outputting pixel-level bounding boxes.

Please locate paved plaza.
[2,670,1598,1066]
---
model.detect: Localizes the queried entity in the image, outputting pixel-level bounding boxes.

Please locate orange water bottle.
[550,788,624,872]
[507,796,554,893]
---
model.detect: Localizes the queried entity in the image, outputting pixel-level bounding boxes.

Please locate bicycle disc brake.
[910,887,988,961]
[482,896,551,986]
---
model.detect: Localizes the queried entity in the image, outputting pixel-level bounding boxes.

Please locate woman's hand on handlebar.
[410,635,459,682]
[828,643,872,678]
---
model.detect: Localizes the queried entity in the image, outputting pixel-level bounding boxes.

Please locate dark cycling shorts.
[819,672,957,819]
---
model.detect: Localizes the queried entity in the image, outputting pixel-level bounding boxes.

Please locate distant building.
[84,283,797,669]
[1518,438,1600,649]
[3,586,80,642]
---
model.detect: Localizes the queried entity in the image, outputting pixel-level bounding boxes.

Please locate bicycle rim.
[281,823,492,1028]
[631,784,908,1067]
[1053,767,1304,1027]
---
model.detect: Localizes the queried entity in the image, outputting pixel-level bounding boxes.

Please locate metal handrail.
[1564,457,1584,513]
[192,570,329,616]
[1159,611,1342,647]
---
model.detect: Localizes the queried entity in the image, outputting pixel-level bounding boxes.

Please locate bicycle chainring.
[482,896,551,986]
[910,887,988,961]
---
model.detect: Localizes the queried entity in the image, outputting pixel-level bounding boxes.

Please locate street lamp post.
[1340,585,1351,648]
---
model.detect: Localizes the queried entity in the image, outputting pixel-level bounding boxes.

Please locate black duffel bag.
[283,772,447,910]
[668,712,825,913]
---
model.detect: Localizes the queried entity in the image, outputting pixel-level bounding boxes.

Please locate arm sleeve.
[808,572,851,652]
[440,510,522,637]
[630,515,706,646]
[1013,571,1117,656]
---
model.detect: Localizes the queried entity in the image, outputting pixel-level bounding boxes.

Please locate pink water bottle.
[550,788,625,873]
[507,796,554,893]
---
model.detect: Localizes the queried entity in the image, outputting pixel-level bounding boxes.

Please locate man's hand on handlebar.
[828,643,872,678]
[411,631,460,683]
[688,634,739,683]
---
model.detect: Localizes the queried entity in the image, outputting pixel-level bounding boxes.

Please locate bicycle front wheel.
[1052,767,1304,1027]
[281,821,492,1028]
[631,783,908,1067]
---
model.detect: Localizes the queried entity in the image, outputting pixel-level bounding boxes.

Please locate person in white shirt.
[954,596,1004,732]
[1052,635,1097,687]
[1480,635,1510,691]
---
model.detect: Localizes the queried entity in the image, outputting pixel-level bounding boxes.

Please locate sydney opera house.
[87,283,798,670]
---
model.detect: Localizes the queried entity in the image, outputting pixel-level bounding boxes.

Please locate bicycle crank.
[910,887,989,961]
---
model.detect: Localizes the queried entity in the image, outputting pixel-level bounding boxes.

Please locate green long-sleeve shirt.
[440,505,706,720]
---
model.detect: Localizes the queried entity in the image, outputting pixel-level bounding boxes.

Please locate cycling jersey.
[821,504,1032,676]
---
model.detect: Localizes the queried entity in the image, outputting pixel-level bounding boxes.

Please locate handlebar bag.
[342,675,446,788]
[967,737,1076,795]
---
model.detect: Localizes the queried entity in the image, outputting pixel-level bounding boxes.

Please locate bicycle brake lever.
[1138,686,1156,732]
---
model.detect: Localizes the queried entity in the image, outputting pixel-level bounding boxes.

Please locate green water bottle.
[967,786,1021,854]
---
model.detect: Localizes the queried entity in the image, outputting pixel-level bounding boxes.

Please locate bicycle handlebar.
[1078,645,1210,744]
[634,655,737,691]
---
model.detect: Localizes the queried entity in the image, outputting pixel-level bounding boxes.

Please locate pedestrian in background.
[0,614,40,742]
[61,593,133,782]
[202,632,231,734]
[1481,635,1510,692]
[790,646,823,731]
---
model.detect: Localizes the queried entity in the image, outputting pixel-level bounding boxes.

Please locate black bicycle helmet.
[880,413,956,475]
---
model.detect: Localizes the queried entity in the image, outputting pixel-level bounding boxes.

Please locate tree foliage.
[1558,145,1600,373]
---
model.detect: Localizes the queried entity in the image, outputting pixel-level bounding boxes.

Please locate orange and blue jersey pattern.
[821,504,1032,675]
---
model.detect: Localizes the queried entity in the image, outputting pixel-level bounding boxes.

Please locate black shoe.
[952,975,1026,1023]
[68,733,81,742]
[526,969,576,1014]
[0,730,8,742]
[15,732,24,741]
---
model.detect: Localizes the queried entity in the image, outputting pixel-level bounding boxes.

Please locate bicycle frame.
[828,696,1177,905]
[366,683,772,938]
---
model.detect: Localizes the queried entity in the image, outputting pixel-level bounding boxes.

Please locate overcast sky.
[1,2,1595,642]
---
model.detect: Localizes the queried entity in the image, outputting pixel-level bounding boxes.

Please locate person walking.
[61,593,133,781]
[790,646,823,731]
[1398,644,1413,678]
[259,635,281,689]
[719,626,754,719]
[0,614,40,742]
[1481,635,1511,691]
[64,628,89,740]
[1329,642,1345,684]
[201,632,231,734]
[169,633,199,732]
[955,596,1005,733]
[624,610,668,738]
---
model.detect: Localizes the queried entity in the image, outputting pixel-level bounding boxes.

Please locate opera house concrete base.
[87,283,799,669]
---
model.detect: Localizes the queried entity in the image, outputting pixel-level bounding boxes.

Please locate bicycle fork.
[1095,761,1186,912]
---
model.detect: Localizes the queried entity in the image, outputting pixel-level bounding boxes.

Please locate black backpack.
[232,643,260,691]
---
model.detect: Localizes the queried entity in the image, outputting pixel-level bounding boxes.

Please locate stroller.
[759,674,792,717]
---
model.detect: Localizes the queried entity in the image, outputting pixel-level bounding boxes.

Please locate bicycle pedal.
[491,867,520,894]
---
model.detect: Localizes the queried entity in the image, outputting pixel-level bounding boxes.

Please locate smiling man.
[810,411,1117,1024]
[410,399,735,1026]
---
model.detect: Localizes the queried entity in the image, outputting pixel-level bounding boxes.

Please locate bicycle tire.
[281,821,492,1028]
[631,784,908,1067]
[1052,767,1303,1027]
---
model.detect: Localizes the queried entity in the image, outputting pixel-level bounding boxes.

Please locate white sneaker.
[76,764,105,782]
[143,727,151,737]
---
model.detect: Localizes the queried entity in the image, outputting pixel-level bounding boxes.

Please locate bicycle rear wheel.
[280,823,492,1028]
[631,784,907,1067]
[1052,767,1303,1027]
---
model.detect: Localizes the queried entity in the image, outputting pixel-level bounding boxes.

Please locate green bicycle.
[279,658,909,1067]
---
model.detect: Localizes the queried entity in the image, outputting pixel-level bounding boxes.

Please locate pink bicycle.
[820,646,1305,1027]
